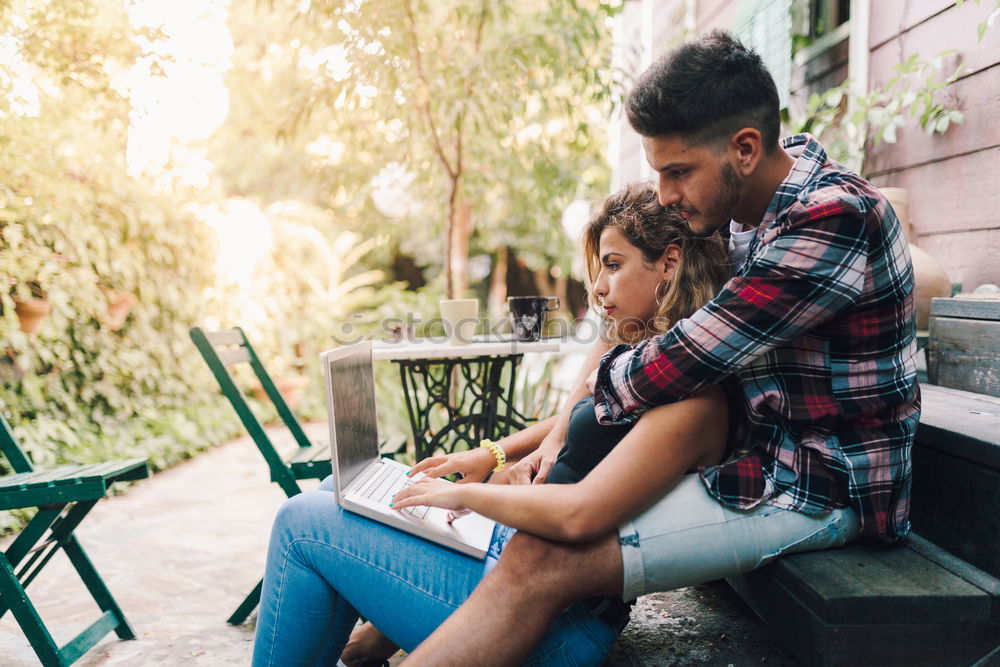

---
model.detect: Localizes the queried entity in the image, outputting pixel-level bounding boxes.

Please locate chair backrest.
[0,411,34,474]
[189,326,312,497]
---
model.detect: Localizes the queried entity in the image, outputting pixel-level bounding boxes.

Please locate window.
[734,0,794,109]
[809,0,850,39]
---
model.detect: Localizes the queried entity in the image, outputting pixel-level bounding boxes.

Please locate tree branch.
[401,0,457,180]
[452,0,488,191]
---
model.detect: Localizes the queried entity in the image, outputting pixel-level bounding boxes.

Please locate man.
[405,30,919,665]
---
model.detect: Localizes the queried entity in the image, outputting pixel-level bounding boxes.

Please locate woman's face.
[592,226,676,330]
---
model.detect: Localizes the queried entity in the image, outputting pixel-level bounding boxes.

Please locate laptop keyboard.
[356,464,430,520]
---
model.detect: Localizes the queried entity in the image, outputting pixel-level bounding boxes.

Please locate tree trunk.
[450,199,472,298]
[488,246,509,318]
[445,179,457,299]
[531,268,571,320]
[445,177,473,299]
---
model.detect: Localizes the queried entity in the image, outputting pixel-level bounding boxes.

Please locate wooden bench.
[727,383,1000,666]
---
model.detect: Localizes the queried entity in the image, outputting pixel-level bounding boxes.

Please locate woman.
[251,182,731,666]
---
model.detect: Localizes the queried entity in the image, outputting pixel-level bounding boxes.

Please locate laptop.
[321,342,496,559]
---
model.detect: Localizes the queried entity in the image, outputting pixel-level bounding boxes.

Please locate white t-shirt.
[728,220,756,275]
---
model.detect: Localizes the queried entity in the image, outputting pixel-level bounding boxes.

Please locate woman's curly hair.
[582,181,730,345]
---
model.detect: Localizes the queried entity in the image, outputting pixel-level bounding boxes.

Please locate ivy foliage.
[0,0,239,519]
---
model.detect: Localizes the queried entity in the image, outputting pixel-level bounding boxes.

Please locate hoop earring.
[654,280,669,306]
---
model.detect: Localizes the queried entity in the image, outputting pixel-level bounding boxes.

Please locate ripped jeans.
[618,474,860,601]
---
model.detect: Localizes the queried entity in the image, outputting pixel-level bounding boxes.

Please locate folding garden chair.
[0,411,149,667]
[189,326,405,625]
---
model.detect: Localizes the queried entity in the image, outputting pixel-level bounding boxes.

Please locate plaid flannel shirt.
[594,135,920,542]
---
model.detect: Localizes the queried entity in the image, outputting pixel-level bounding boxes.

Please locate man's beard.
[691,163,743,237]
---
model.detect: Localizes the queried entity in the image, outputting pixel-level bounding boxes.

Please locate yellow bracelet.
[480,439,506,473]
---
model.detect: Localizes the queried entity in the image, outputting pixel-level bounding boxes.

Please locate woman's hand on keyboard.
[391,478,466,513]
[408,447,496,484]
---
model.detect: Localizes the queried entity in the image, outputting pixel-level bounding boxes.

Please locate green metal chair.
[0,411,149,667]
[189,326,406,625]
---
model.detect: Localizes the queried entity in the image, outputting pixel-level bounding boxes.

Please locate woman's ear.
[660,243,682,280]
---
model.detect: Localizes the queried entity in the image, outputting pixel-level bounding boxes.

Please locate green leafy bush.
[0,0,244,531]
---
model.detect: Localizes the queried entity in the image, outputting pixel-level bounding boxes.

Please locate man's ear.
[660,243,682,280]
[729,128,763,177]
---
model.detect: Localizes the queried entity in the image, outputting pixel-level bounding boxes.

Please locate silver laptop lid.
[321,342,380,503]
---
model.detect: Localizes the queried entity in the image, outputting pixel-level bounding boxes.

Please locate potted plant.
[11,281,52,335]
[1,221,62,335]
[100,287,137,331]
[879,187,952,330]
[91,240,142,331]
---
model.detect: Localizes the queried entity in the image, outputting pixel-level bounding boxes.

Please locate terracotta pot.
[910,244,952,330]
[881,187,911,242]
[250,374,309,411]
[13,297,52,334]
[104,290,137,331]
[880,187,951,330]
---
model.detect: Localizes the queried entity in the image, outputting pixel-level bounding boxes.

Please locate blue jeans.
[251,478,617,666]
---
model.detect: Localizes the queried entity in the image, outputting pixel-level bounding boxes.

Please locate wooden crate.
[926,297,1000,398]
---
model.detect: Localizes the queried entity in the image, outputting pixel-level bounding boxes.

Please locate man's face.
[641,134,745,237]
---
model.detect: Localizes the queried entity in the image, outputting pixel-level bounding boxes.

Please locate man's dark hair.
[625,30,781,152]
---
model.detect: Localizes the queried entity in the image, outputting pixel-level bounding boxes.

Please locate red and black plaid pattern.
[595,135,919,543]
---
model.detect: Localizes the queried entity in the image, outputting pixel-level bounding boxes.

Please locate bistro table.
[372,337,561,460]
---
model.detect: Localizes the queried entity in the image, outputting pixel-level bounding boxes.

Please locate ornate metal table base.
[393,354,526,461]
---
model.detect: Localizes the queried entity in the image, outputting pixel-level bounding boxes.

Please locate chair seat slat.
[1,466,89,488]
[0,459,149,491]
[285,442,331,465]
[37,462,118,485]
[0,470,56,486]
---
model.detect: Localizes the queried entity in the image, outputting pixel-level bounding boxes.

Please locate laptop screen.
[324,343,380,492]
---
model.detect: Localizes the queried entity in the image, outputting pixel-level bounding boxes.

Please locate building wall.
[611,0,1000,291]
[865,0,1000,291]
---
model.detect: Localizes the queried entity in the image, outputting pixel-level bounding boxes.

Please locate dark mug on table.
[507,296,559,341]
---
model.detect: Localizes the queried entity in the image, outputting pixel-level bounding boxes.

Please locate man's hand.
[506,430,563,485]
[506,450,551,485]
[409,446,496,484]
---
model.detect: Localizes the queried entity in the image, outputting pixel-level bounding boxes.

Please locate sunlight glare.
[122,0,233,180]
[0,33,41,117]
[300,44,352,81]
[305,136,346,165]
[196,199,276,325]
[371,163,420,219]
